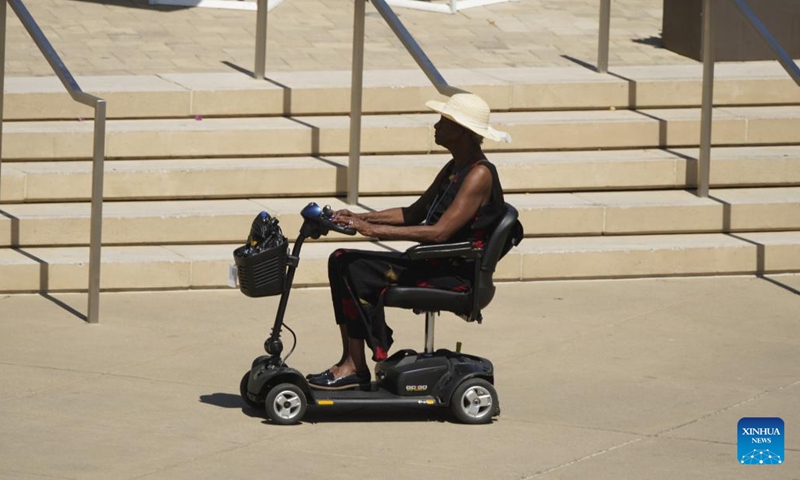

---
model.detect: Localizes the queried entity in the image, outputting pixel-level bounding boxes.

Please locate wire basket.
[233,242,288,297]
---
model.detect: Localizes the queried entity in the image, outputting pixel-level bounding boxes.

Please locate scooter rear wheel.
[265,383,307,425]
[239,371,264,410]
[450,378,498,424]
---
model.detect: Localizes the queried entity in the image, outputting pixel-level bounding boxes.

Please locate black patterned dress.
[327,159,506,361]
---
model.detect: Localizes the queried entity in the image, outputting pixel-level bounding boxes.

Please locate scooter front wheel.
[265,383,307,425]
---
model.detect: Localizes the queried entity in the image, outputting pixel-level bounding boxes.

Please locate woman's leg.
[315,249,410,382]
[321,250,354,375]
[335,337,369,378]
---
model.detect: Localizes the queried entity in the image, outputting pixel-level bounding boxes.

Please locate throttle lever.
[320,204,356,236]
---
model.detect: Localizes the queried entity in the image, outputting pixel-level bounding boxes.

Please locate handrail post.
[87,100,106,324]
[254,0,268,80]
[597,0,611,73]
[698,0,715,198]
[348,0,366,205]
[0,0,6,201]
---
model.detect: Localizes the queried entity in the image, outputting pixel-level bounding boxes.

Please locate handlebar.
[300,202,357,237]
[321,205,358,236]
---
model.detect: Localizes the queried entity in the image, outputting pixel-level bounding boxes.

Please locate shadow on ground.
[69,0,191,12]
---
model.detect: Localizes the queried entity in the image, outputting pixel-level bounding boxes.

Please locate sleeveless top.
[424,159,506,250]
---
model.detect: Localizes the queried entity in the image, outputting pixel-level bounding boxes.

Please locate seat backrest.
[473,203,522,313]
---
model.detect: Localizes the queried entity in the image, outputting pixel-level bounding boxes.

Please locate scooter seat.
[384,287,471,316]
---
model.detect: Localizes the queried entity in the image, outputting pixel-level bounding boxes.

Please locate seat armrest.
[406,241,478,260]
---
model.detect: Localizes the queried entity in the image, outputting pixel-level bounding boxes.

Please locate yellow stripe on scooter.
[317,400,334,406]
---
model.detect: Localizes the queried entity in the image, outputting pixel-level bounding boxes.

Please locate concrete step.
[2,189,799,247]
[4,63,800,120]
[2,232,799,293]
[3,106,800,160]
[3,146,800,203]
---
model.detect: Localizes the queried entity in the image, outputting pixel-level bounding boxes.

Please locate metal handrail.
[369,0,467,98]
[252,0,466,204]
[347,0,467,204]
[597,0,800,198]
[0,0,106,323]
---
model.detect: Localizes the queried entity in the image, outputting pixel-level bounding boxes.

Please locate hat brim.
[426,99,512,143]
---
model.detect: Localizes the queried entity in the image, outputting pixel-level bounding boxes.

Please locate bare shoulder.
[462,163,493,188]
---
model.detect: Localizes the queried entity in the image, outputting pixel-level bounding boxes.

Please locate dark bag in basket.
[233,211,289,297]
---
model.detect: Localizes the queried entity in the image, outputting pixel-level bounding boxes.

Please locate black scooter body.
[245,349,493,409]
[376,349,493,402]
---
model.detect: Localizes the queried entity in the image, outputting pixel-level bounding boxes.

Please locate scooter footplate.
[311,388,438,407]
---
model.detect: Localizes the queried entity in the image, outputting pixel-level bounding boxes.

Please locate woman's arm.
[336,164,449,226]
[343,165,492,244]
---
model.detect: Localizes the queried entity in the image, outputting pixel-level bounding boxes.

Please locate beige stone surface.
[17,246,192,291]
[5,107,800,161]
[637,107,747,147]
[711,187,800,231]
[613,62,800,108]
[7,62,800,121]
[738,231,800,273]
[734,106,800,145]
[0,250,40,292]
[5,189,799,247]
[2,75,192,120]
[519,234,759,280]
[0,275,798,478]
[4,232,800,292]
[576,190,724,234]
[512,193,604,235]
[4,0,691,79]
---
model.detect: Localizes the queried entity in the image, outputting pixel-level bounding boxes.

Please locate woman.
[308,93,511,390]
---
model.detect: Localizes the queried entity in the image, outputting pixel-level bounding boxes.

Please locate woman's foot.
[304,363,343,380]
[308,370,370,391]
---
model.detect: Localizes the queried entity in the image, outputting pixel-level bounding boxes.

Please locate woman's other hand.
[343,217,377,237]
[334,209,360,220]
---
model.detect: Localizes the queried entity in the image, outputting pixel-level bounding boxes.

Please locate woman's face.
[434,116,467,147]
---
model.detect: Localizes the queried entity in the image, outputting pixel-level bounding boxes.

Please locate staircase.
[2,62,799,293]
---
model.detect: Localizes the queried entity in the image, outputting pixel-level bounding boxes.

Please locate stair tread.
[4,231,798,260]
[3,188,799,217]
[5,63,800,120]
[3,232,798,292]
[2,190,798,248]
[8,106,800,131]
[4,106,799,160]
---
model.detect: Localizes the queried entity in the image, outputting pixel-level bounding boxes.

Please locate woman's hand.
[333,209,362,220]
[337,215,378,238]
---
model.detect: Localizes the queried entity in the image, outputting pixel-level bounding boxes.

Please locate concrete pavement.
[1,275,798,479]
[4,0,694,77]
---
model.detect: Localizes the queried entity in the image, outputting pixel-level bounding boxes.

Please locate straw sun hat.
[426,93,511,143]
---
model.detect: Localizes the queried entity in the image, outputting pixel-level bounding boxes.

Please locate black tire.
[265,383,307,425]
[450,378,498,424]
[240,371,263,410]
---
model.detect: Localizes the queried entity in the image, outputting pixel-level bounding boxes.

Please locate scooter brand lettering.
[406,385,428,392]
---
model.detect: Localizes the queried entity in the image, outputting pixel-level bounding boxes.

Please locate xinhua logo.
[738,417,784,465]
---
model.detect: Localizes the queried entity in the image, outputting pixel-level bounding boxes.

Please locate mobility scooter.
[235,202,521,425]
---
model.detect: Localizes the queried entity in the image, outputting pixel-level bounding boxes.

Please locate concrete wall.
[662,0,800,62]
